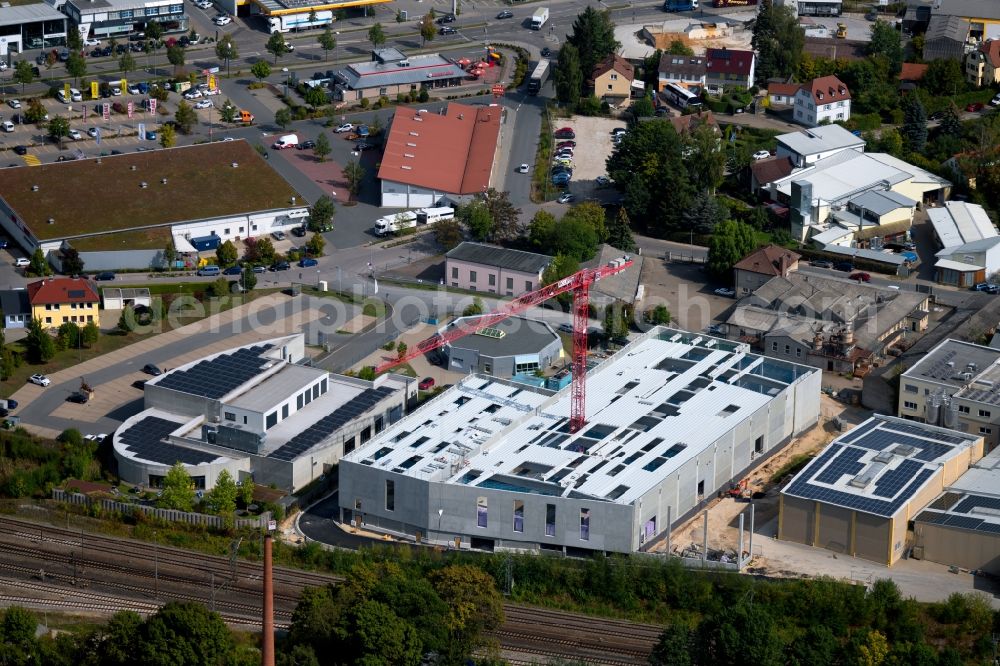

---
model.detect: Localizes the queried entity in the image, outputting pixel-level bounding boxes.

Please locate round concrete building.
[443,316,563,377]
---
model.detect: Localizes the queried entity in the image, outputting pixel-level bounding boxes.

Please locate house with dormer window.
[793,75,851,127]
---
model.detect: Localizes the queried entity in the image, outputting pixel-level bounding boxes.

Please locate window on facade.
[904,401,917,410]
[374,415,384,434]
[265,412,278,429]
[488,274,496,286]
[297,394,304,409]
[980,409,992,418]
[784,345,790,354]
[313,384,320,400]
[981,427,992,435]
[224,412,235,421]
[770,341,778,352]
[755,435,764,454]
[545,504,555,536]
[525,281,532,291]
[360,425,372,444]
[385,480,395,511]
[470,270,477,283]
[224,228,230,235]
[580,508,590,541]
[959,405,970,414]
[379,87,387,95]
[513,500,524,533]
[795,348,802,358]
[45,317,51,324]
[477,496,488,528]
[282,404,289,419]
[697,480,705,496]
[452,267,458,279]
[344,436,356,454]
[506,277,513,289]
[243,416,248,424]
[321,378,328,394]
[904,384,918,394]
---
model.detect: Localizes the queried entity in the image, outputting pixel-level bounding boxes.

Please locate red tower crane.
[374,257,634,432]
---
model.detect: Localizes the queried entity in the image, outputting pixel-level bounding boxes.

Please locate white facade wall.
[445,257,545,295]
[775,142,863,168]
[172,207,308,249]
[381,179,450,209]
[793,89,852,127]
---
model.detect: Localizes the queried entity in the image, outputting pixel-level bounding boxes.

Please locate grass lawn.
[70,227,172,252]
[301,286,387,318]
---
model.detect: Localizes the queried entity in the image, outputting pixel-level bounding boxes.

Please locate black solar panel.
[120,416,218,466]
[155,345,274,399]
[953,494,1000,514]
[786,467,934,517]
[928,491,963,511]
[977,522,1000,534]
[880,422,970,446]
[815,447,865,484]
[872,460,922,498]
[839,420,879,445]
[268,386,395,461]
[914,510,946,524]
[940,514,985,531]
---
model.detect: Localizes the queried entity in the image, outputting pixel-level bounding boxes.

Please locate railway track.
[0,515,658,664]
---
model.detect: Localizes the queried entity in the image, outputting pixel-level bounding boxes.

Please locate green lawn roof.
[68,226,172,251]
[0,141,301,242]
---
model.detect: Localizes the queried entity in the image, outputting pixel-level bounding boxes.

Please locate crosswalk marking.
[22,154,40,166]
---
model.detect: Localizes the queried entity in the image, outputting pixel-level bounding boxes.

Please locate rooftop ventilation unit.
[874,450,895,464]
[894,444,916,457]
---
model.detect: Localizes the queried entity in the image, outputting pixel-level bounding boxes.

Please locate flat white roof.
[776,124,865,157]
[227,363,327,413]
[928,201,997,248]
[0,3,66,25]
[344,329,817,506]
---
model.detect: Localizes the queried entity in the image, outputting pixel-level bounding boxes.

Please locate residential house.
[657,53,706,91]
[733,245,800,297]
[445,242,551,296]
[725,274,930,373]
[703,48,755,92]
[924,15,970,62]
[591,54,639,109]
[966,39,1000,87]
[667,109,720,137]
[0,289,30,329]
[793,75,851,127]
[899,62,929,85]
[26,277,101,328]
[767,82,801,106]
[928,201,1000,287]
[775,124,866,168]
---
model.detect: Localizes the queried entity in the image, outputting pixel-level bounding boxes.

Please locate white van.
[272,133,298,149]
[1,121,13,133]
[416,207,455,225]
[70,88,82,102]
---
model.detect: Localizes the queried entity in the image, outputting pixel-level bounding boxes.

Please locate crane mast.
[374,257,633,432]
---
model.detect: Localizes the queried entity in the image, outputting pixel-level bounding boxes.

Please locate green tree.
[144,20,163,43]
[481,188,521,241]
[158,462,195,512]
[603,303,629,340]
[434,218,463,250]
[119,51,137,77]
[215,34,239,77]
[82,320,99,347]
[237,478,254,507]
[166,44,185,73]
[308,133,330,163]
[900,95,928,153]
[246,237,276,266]
[686,123,726,194]
[205,469,237,515]
[632,94,655,118]
[429,565,504,664]
[751,1,803,84]
[695,604,783,666]
[66,51,87,85]
[344,160,365,196]
[368,22,386,49]
[24,98,47,123]
[174,100,197,134]
[305,234,325,257]
[553,217,600,261]
[308,196,335,232]
[458,201,491,241]
[57,322,81,351]
[868,19,903,75]
[139,601,234,666]
[938,102,963,137]
[13,60,35,94]
[28,247,51,277]
[304,86,327,108]
[462,297,484,317]
[275,107,292,129]
[683,191,728,235]
[420,12,436,46]
[606,206,636,252]
[117,305,136,334]
[89,610,144,666]
[646,304,671,325]
[1,606,38,655]
[266,31,289,64]
[240,266,258,291]
[922,58,965,97]
[339,600,423,666]
[567,6,619,92]
[707,219,756,278]
[396,341,408,360]
[541,253,580,307]
[216,240,238,267]
[528,209,557,249]
[159,123,177,149]
[25,317,55,362]
[318,26,336,62]
[251,59,271,83]
[219,99,238,124]
[358,366,376,381]
[667,39,694,56]
[786,624,839,666]
[553,43,583,107]
[47,116,71,146]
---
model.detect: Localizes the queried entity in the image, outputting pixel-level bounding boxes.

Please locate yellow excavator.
[835,23,848,39]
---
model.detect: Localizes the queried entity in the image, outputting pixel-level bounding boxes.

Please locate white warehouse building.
[113,335,415,492]
[338,328,822,554]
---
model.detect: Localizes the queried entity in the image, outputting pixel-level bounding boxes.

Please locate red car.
[850,272,871,283]
[418,377,435,390]
[966,102,985,112]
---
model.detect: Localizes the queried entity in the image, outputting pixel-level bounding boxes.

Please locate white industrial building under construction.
[338,328,821,554]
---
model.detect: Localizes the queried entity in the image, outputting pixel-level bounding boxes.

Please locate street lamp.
[282,67,289,97]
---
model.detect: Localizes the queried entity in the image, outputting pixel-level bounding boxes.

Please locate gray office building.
[338,327,821,554]
[445,316,563,377]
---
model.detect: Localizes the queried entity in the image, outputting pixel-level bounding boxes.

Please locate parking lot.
[555,115,621,199]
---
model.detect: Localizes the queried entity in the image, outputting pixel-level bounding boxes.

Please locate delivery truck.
[268,10,333,33]
[663,0,698,11]
[530,7,549,30]
[374,207,454,236]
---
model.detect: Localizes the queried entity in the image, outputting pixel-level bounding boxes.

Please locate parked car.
[252,265,267,274]
[298,257,318,267]
[87,127,99,138]
[554,128,575,139]
[611,127,627,136]
[439,26,457,35]
[270,261,290,271]
[67,128,82,140]
[418,377,435,390]
[966,102,985,112]
[436,14,456,23]
[991,93,1000,106]
[94,271,116,281]
[298,139,317,150]
[213,14,232,25]
[29,374,51,387]
[850,272,871,282]
[557,192,575,204]
[0,240,8,249]
[556,140,576,149]
[752,150,771,160]
[183,89,202,100]
[973,282,1000,293]
[67,392,89,404]
[595,175,610,186]
[223,265,243,275]
[833,262,854,272]
[541,47,551,57]
[272,230,286,241]
[714,287,736,297]
[7,99,20,109]
[334,123,354,133]
[516,163,529,173]
[496,10,513,18]
[142,363,163,376]
[13,257,29,267]
[292,226,307,237]
[194,99,213,109]
[810,259,834,269]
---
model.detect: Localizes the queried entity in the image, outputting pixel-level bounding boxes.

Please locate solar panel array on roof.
[155,345,274,399]
[850,428,957,462]
[953,494,1000,514]
[838,419,878,444]
[268,386,395,461]
[120,416,218,465]
[873,460,922,498]
[814,446,865,484]
[785,466,934,517]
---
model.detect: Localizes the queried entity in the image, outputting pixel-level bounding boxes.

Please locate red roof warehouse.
[378,103,502,208]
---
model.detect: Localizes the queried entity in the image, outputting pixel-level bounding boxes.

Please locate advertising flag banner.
[102,103,110,122]
[94,127,101,146]
[127,101,134,119]
[149,98,157,115]
[208,74,217,91]
[63,83,71,102]
[137,122,146,141]
[120,78,127,95]
[90,81,99,100]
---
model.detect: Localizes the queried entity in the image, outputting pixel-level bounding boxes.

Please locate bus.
[662,82,702,110]
[527,60,550,95]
